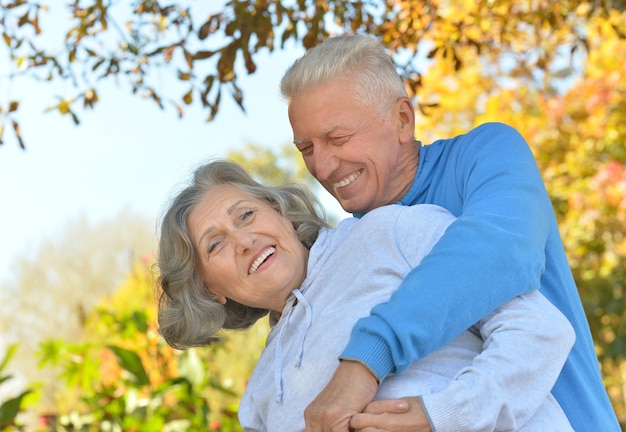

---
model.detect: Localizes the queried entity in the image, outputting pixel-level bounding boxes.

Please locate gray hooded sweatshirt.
[238,204,574,431]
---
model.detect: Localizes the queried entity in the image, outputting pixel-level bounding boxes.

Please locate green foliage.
[0,345,34,431]
[33,261,252,431]
[1,211,155,416]
[37,315,234,431]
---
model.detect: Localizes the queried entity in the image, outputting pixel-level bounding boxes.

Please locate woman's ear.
[204,282,227,305]
[213,293,227,305]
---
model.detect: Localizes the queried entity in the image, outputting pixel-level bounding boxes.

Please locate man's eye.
[296,143,313,155]
[330,135,349,145]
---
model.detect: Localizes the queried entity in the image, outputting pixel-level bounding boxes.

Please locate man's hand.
[304,360,378,432]
[349,397,432,432]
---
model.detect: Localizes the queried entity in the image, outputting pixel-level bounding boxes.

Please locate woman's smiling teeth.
[333,170,362,188]
[249,247,276,275]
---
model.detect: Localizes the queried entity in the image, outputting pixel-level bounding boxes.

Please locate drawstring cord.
[292,289,312,367]
[273,289,313,403]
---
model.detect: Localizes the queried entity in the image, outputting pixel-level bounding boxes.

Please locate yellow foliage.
[409,6,626,423]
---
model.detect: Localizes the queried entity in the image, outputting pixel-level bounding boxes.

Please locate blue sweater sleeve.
[340,123,555,379]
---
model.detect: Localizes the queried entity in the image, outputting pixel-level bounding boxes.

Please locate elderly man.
[280,34,620,432]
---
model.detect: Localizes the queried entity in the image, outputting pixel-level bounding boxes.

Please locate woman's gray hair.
[156,160,328,350]
[280,34,408,119]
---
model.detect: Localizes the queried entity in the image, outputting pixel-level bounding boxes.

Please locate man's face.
[288,79,417,214]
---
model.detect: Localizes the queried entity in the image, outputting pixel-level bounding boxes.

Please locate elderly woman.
[156,160,574,432]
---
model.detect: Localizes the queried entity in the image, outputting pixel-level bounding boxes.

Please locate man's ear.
[395,97,416,144]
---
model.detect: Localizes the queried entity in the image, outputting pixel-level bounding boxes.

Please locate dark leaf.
[192,50,216,61]
[182,89,193,105]
[217,45,237,82]
[171,101,184,118]
[11,120,25,149]
[184,48,193,69]
[243,49,256,74]
[83,89,98,109]
[232,83,244,112]
[198,21,212,40]
[91,58,105,71]
[0,390,32,427]
[33,14,41,35]
[163,45,175,62]
[107,345,150,386]
[17,11,30,27]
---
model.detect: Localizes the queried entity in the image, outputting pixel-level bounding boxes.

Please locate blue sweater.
[341,123,620,431]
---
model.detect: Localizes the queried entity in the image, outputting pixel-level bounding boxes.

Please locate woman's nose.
[234,231,256,254]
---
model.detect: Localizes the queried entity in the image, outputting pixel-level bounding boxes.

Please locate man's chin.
[328,187,369,213]
[336,197,365,214]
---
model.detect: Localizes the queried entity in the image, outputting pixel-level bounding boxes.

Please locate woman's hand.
[349,397,432,432]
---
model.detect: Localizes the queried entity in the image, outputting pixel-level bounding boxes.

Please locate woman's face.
[188,184,309,313]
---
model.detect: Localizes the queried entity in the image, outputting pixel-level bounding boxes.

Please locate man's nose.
[310,147,339,181]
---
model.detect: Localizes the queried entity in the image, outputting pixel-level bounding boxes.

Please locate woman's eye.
[207,241,220,254]
[207,238,224,255]
[240,208,256,223]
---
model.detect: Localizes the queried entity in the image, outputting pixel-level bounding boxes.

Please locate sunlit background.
[0,47,297,283]
[0,1,624,430]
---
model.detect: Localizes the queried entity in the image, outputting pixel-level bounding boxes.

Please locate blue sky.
[0,38,347,283]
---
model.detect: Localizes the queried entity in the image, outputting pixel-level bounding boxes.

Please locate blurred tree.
[227,142,313,187]
[1,0,625,148]
[37,260,252,431]
[0,210,154,415]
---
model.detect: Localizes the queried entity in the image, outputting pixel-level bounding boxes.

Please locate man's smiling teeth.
[249,247,276,275]
[333,170,362,188]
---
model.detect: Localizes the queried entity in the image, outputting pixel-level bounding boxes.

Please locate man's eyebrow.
[321,125,339,136]
[293,125,340,145]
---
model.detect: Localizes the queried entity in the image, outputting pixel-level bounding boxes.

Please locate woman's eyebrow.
[227,199,248,215]
[198,199,250,245]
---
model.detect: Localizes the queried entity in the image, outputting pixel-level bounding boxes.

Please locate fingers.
[363,399,410,414]
[349,397,432,432]
[352,427,391,432]
[304,361,379,432]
